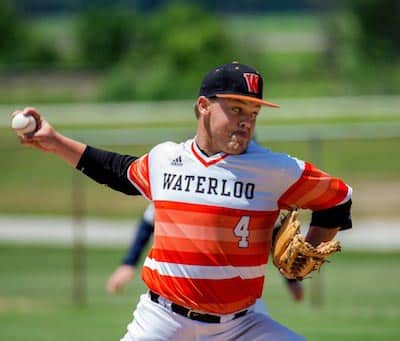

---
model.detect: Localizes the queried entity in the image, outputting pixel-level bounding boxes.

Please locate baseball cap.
[199,61,279,108]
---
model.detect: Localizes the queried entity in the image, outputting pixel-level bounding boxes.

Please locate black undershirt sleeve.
[75,145,141,195]
[310,199,352,230]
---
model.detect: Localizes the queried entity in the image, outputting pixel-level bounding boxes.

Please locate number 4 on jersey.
[233,216,250,248]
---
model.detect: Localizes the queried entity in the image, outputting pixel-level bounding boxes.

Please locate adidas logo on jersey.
[171,155,183,166]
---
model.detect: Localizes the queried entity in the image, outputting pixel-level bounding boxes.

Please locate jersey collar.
[191,140,228,167]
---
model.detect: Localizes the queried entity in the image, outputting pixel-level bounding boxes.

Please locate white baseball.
[11,113,37,134]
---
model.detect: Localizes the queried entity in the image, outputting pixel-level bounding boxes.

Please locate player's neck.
[194,135,222,157]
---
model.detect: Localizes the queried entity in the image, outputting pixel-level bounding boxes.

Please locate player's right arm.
[13,107,141,196]
[14,107,86,167]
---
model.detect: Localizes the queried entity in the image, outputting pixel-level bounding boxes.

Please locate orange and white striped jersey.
[127,139,352,314]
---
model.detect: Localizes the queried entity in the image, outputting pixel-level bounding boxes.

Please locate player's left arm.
[306,199,352,246]
[278,161,353,239]
[306,226,339,247]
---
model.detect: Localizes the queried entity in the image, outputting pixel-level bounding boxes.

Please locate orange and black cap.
[199,61,279,108]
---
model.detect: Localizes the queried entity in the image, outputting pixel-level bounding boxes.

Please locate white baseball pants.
[120,293,306,340]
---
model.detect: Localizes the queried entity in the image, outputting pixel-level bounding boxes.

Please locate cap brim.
[216,94,280,108]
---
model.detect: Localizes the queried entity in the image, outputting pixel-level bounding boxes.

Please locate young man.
[106,202,304,307]
[13,62,352,340]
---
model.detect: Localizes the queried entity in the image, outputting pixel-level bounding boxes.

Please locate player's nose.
[239,117,252,129]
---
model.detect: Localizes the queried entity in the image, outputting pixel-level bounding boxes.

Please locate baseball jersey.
[127,139,352,314]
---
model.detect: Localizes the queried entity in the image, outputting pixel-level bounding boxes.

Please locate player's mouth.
[232,130,249,141]
[227,130,251,154]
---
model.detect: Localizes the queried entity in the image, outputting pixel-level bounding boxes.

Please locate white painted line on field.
[0,216,398,250]
[0,216,134,246]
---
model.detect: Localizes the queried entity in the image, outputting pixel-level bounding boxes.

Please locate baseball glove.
[272,210,341,280]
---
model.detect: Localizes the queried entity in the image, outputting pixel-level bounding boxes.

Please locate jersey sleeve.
[278,161,352,211]
[127,154,152,200]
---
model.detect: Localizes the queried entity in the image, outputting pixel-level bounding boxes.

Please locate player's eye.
[232,107,241,114]
[251,112,259,120]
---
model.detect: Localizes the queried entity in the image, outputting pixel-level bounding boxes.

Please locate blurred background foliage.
[0,0,399,103]
[1,3,400,340]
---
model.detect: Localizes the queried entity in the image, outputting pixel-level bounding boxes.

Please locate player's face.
[207,98,260,154]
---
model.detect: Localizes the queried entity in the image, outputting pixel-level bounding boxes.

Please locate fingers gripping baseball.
[11,107,57,153]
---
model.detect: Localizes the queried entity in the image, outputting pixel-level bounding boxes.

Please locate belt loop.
[186,309,193,318]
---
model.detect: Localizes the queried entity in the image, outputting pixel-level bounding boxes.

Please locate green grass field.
[0,244,399,341]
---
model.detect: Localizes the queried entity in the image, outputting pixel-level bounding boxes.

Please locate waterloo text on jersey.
[163,173,255,199]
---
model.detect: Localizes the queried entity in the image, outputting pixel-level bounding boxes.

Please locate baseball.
[11,113,37,135]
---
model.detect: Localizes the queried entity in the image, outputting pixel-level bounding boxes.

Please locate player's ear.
[196,96,212,117]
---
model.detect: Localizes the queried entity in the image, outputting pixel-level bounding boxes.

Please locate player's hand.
[106,265,136,294]
[12,107,58,153]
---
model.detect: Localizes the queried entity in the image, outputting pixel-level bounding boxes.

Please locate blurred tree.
[344,0,400,62]
[14,0,318,14]
[152,3,235,72]
[99,2,244,101]
[76,8,148,69]
[0,0,25,63]
[0,0,59,68]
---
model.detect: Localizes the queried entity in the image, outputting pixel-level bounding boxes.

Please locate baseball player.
[106,202,304,306]
[13,61,352,340]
